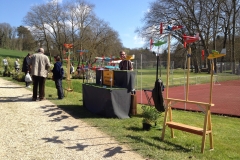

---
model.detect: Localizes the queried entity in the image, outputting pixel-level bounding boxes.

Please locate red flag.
[160,23,163,34]
[150,38,153,50]
[184,42,186,48]
[201,50,204,60]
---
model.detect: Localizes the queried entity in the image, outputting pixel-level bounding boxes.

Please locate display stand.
[64,44,74,96]
[161,34,217,153]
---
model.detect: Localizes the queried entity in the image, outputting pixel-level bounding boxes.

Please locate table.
[82,83,131,119]
[96,70,136,92]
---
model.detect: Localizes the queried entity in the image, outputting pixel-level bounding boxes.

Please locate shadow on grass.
[57,105,103,119]
[125,125,162,132]
[126,135,191,153]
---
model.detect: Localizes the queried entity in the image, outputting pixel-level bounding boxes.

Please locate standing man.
[22,53,32,88]
[29,48,50,101]
[119,51,133,70]
[52,55,64,100]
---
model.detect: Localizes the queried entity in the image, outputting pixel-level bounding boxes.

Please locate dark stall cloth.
[82,84,131,119]
[96,70,136,92]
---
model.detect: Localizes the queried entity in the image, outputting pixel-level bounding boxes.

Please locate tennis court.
[136,80,240,117]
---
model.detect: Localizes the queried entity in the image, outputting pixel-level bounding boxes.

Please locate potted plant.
[141,105,161,131]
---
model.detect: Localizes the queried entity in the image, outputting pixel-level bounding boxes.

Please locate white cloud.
[123,33,130,37]
[45,0,63,4]
[133,35,145,45]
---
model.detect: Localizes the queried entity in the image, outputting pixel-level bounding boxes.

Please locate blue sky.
[0,0,151,49]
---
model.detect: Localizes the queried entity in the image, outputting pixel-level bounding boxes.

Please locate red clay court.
[136,80,240,117]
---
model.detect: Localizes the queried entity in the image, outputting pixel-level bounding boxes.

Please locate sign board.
[103,70,114,86]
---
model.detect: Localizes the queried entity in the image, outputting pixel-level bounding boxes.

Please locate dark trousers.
[55,79,64,99]
[32,75,46,99]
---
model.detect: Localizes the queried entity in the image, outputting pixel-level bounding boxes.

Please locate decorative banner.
[160,22,163,34]
[201,50,204,60]
[154,40,167,46]
[183,33,200,44]
[166,25,183,31]
[150,38,153,50]
[77,50,89,53]
[150,38,167,50]
[63,43,73,49]
[207,49,226,59]
[66,51,73,54]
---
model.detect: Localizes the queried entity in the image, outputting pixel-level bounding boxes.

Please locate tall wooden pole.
[186,47,191,101]
[166,33,171,99]
[67,49,71,80]
[209,60,214,104]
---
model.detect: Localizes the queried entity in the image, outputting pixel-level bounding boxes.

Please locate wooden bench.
[161,98,214,153]
[166,122,211,136]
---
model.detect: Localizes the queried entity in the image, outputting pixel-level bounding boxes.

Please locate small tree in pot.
[141,105,161,131]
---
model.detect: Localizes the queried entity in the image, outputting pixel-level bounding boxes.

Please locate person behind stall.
[119,51,133,70]
[22,53,32,88]
[52,55,64,100]
[14,58,20,72]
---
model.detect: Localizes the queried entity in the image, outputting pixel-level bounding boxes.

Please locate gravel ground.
[0,78,145,160]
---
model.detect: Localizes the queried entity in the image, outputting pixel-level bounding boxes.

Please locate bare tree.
[136,0,240,73]
[0,23,14,49]
[64,0,96,65]
[22,0,123,65]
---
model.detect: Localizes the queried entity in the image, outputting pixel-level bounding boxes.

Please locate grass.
[0,48,29,59]
[1,49,240,159]
[2,76,240,160]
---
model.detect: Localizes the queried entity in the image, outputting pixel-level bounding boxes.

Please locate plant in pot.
[141,105,161,131]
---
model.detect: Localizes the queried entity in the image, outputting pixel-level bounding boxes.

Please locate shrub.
[141,105,161,125]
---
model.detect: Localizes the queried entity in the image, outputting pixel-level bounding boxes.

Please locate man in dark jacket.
[22,53,31,88]
[52,55,64,99]
[119,51,133,70]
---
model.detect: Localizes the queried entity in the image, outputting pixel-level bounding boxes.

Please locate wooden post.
[209,60,214,104]
[67,49,71,80]
[186,47,191,101]
[166,33,171,99]
[64,48,73,96]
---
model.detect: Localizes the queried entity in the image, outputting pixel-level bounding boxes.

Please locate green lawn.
[0,48,29,59]
[1,49,240,159]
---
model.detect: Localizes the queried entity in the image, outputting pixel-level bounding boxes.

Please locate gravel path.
[0,78,145,160]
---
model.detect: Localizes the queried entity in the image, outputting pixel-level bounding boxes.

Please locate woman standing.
[52,55,64,99]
